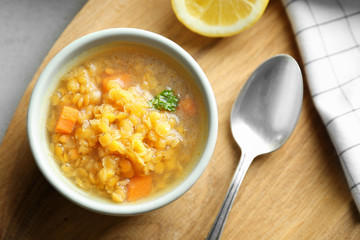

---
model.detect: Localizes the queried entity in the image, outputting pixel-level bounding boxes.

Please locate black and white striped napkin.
[282,0,360,211]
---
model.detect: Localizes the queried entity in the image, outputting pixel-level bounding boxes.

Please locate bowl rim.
[27,28,218,215]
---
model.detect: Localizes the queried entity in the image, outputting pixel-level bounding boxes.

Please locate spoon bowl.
[207,54,303,239]
[231,54,303,156]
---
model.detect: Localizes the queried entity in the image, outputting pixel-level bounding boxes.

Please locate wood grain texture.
[1,0,360,239]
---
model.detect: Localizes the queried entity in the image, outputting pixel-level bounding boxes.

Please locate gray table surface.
[0,0,86,144]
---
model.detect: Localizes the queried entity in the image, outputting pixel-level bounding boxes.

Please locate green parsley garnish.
[149,89,179,112]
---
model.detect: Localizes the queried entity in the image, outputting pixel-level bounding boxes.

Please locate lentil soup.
[47,43,208,203]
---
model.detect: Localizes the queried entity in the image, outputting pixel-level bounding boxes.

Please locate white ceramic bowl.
[27,28,218,215]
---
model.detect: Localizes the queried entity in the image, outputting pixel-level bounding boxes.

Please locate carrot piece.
[55,118,75,134]
[102,73,131,92]
[179,96,197,116]
[127,176,152,202]
[55,106,79,134]
[59,106,79,121]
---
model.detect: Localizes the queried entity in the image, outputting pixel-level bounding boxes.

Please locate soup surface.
[47,43,207,203]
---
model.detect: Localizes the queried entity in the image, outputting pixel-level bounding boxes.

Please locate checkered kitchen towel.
[282,0,360,211]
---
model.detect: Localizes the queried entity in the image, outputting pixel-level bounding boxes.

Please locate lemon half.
[171,0,269,37]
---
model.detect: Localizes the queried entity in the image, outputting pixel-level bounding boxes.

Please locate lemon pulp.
[172,0,269,37]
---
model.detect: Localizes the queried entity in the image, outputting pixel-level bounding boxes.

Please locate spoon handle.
[206,152,254,240]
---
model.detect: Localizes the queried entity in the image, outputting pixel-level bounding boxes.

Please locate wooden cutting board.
[1,0,360,239]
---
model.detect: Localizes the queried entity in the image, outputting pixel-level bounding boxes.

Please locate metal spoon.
[207,54,303,240]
